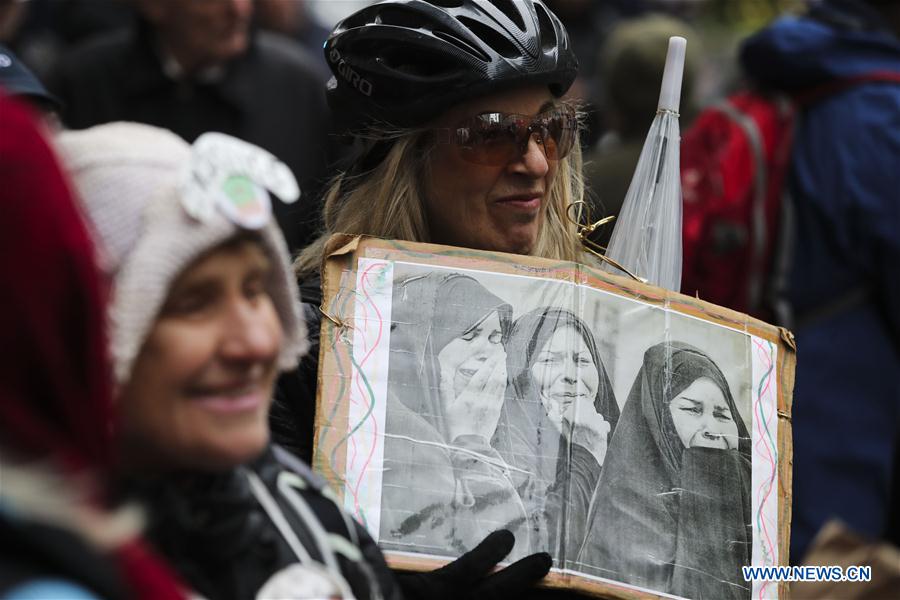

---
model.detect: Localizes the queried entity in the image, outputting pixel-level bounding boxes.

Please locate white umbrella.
[602,36,686,292]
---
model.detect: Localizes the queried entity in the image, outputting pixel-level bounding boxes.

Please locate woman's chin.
[188,430,270,472]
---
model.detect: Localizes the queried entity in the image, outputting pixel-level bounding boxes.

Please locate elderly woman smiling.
[493,308,619,561]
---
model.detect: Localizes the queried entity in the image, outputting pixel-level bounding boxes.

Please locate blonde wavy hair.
[294,114,586,277]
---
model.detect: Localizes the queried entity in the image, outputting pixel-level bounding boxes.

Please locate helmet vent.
[492,0,526,31]
[457,16,520,59]
[534,3,558,52]
[375,6,428,30]
[372,43,461,79]
[429,0,465,7]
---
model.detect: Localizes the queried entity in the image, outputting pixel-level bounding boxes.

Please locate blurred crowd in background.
[1,0,804,102]
[0,0,806,97]
[1,0,804,229]
[2,1,899,596]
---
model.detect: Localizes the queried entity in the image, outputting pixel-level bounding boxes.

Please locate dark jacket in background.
[271,275,323,464]
[50,20,333,253]
[741,0,900,561]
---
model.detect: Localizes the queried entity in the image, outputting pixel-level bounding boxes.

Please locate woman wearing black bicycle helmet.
[273,0,586,572]
[293,0,583,276]
[277,0,585,451]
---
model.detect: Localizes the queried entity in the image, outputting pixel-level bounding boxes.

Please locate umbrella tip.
[658,36,687,114]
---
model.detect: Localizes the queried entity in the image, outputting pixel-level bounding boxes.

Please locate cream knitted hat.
[55,122,308,384]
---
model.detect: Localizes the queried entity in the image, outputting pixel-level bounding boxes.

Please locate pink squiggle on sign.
[346,285,371,417]
[346,290,370,472]
[752,338,777,600]
[356,290,371,354]
[348,435,358,473]
[349,262,388,520]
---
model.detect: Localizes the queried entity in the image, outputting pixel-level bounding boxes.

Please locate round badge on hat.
[0,54,12,68]
[218,174,271,230]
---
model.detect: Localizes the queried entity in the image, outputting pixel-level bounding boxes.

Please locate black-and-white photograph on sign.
[319,250,783,600]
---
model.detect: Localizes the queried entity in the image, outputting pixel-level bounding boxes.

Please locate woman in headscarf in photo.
[380,272,532,559]
[576,341,752,599]
[493,308,619,562]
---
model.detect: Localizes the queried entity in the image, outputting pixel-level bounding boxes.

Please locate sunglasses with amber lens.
[434,104,578,166]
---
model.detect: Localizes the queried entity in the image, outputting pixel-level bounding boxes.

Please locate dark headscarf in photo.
[576,341,752,599]
[379,271,531,558]
[387,271,512,440]
[493,307,618,560]
[495,306,619,485]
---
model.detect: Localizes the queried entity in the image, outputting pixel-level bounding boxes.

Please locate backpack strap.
[245,450,386,600]
[709,100,772,313]
[793,71,900,106]
[767,187,796,327]
[795,285,874,330]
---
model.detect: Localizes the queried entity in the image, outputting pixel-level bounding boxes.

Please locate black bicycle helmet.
[324,0,578,132]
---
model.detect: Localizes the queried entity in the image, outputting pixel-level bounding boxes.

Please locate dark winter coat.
[50,19,333,252]
[741,0,900,559]
[129,445,401,600]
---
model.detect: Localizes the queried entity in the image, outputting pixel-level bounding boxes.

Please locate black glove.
[394,530,552,600]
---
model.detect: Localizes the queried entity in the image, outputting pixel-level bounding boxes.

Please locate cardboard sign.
[313,235,794,600]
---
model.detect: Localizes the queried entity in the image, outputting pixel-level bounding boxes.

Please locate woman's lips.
[493,195,542,211]
[189,384,266,414]
[550,392,590,411]
[552,391,589,400]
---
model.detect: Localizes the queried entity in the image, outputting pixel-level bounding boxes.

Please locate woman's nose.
[698,417,731,446]
[220,300,281,363]
[508,133,551,178]
[470,336,489,356]
[704,414,730,434]
[561,358,578,383]
[699,415,717,434]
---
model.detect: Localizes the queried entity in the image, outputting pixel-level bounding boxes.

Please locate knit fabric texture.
[55,122,308,384]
